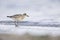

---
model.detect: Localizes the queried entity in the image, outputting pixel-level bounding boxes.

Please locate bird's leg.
[14,21,18,27]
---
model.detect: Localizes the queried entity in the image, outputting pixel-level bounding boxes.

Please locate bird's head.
[23,13,29,17]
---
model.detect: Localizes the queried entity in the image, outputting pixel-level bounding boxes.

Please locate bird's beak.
[26,15,29,17]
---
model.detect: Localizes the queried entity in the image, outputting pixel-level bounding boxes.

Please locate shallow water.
[0,25,60,36]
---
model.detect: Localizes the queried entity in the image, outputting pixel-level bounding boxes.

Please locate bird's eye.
[24,13,26,15]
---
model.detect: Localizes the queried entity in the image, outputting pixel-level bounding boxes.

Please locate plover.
[7,13,29,21]
[7,13,29,27]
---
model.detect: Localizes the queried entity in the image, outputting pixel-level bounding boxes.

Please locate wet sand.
[0,33,60,40]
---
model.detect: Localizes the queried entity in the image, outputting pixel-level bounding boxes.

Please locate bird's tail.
[7,16,12,18]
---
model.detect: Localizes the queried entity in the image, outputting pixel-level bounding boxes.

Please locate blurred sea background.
[0,0,60,40]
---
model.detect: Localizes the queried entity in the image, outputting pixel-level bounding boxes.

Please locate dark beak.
[27,15,29,17]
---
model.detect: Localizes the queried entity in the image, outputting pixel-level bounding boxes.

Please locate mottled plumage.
[7,13,29,21]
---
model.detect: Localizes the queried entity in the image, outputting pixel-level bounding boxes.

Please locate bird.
[7,13,29,21]
[7,13,29,27]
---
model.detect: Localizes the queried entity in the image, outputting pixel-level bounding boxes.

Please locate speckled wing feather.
[12,14,22,18]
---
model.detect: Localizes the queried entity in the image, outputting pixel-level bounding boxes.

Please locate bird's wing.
[12,14,22,18]
[13,14,22,16]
